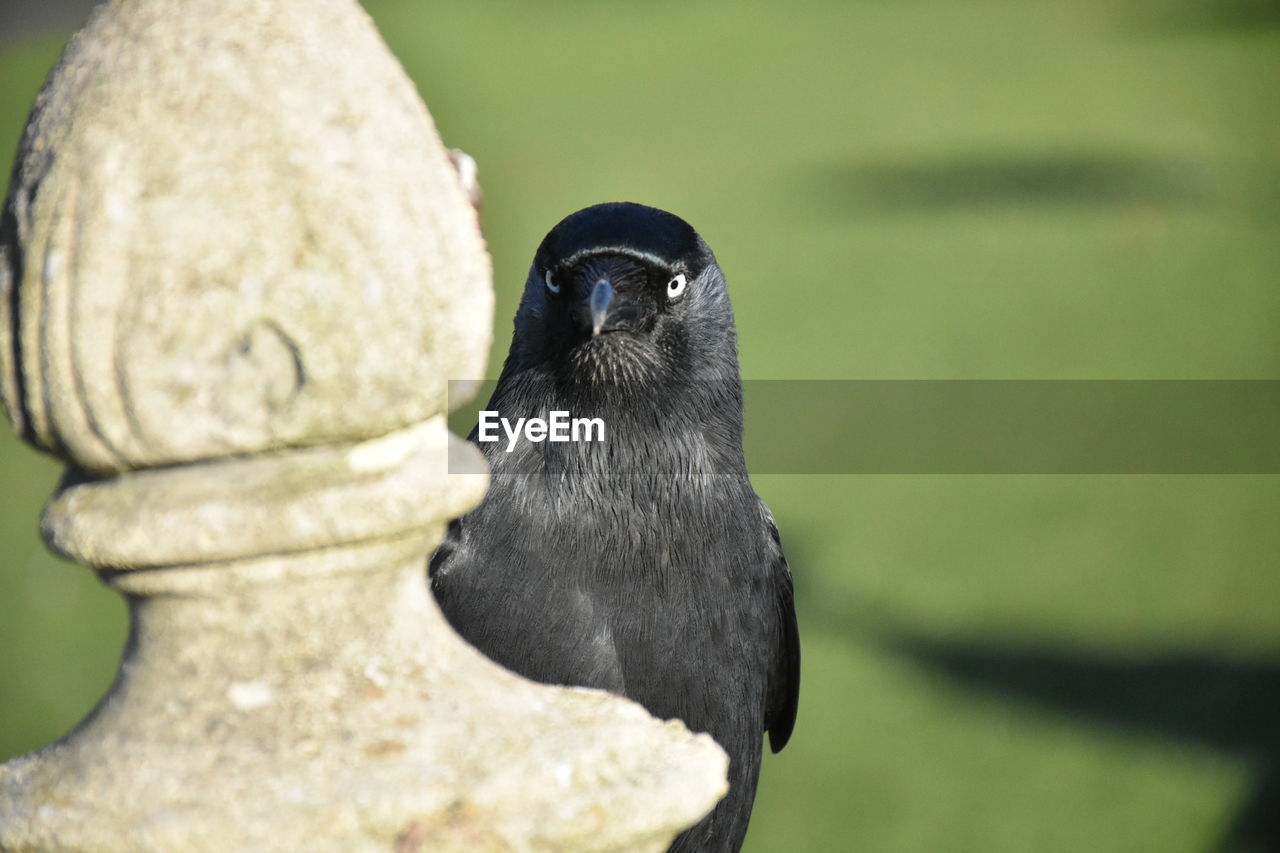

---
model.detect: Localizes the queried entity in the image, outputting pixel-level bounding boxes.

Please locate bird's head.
[505,202,738,391]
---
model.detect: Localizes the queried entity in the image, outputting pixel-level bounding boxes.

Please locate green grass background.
[2,1,1278,850]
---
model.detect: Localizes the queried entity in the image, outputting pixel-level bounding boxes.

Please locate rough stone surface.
[0,0,492,474]
[0,0,730,850]
[0,529,729,853]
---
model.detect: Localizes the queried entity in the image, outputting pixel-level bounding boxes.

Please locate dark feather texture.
[429,202,800,853]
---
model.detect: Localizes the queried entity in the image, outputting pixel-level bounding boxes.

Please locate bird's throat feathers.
[476,366,747,494]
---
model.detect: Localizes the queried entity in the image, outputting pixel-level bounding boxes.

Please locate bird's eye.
[667,274,688,300]
[544,270,560,294]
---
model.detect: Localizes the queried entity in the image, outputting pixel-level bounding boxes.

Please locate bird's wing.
[759,499,800,753]
[427,518,463,582]
[429,513,628,693]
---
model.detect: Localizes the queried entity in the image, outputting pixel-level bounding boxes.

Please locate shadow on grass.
[813,152,1208,214]
[0,0,100,44]
[1121,0,1280,32]
[886,631,1280,853]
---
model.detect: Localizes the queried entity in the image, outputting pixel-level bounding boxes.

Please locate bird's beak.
[589,279,615,338]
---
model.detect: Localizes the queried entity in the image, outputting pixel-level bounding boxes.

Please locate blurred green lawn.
[2,1,1278,850]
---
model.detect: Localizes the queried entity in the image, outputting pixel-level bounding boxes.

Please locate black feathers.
[533,201,713,275]
[429,202,800,853]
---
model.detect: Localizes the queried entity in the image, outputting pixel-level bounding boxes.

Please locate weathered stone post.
[0,1,728,850]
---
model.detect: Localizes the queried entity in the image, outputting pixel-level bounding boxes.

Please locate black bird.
[429,202,800,852]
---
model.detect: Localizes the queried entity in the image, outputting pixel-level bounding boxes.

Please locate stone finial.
[0,0,491,474]
[0,1,729,850]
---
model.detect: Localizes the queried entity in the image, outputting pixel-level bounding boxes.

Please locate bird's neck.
[478,363,748,485]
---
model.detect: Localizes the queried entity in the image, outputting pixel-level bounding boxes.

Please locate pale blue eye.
[667,274,687,300]
[544,270,560,294]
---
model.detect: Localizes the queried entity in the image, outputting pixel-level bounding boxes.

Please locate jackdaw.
[429,201,800,853]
